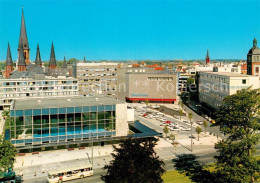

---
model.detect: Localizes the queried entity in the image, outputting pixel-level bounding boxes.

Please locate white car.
[196,120,203,125]
[160,122,167,126]
[170,127,180,131]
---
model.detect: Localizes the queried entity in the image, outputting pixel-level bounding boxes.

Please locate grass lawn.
[162,170,192,183]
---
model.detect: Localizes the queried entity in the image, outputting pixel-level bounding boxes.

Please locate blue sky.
[0,0,260,61]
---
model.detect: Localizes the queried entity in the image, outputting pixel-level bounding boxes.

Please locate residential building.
[73,62,118,97]
[8,96,128,151]
[0,76,78,110]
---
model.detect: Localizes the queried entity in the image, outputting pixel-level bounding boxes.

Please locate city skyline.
[0,0,260,61]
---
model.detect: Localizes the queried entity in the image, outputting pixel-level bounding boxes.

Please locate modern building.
[198,71,259,110]
[8,96,128,151]
[124,71,178,103]
[247,38,260,76]
[73,62,118,97]
[0,76,78,110]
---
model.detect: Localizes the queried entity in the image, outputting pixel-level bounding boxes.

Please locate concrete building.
[0,76,78,110]
[198,71,259,109]
[8,96,128,150]
[73,62,118,97]
[124,71,178,103]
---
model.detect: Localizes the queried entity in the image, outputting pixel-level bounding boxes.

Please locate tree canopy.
[102,137,166,183]
[0,135,16,173]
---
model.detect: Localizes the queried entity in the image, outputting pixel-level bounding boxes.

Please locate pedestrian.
[42,167,45,173]
[19,170,23,177]
[34,171,37,177]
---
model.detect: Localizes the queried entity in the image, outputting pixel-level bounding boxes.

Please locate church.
[4,7,71,79]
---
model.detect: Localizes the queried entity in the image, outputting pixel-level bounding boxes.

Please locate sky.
[0,0,260,61]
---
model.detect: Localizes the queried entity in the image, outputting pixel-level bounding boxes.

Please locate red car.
[165,121,171,124]
[142,114,147,117]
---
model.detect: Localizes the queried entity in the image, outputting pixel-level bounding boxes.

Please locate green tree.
[67,58,78,65]
[213,88,260,183]
[186,77,195,88]
[203,120,208,133]
[145,99,149,106]
[169,133,175,141]
[102,138,166,183]
[188,112,193,123]
[178,109,183,121]
[163,126,169,138]
[0,135,16,173]
[195,126,202,141]
[178,100,184,109]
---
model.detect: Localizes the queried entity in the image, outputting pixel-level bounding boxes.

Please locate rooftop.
[76,62,118,67]
[199,71,257,77]
[12,96,124,110]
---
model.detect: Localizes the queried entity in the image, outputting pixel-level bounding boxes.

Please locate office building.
[198,71,259,109]
[73,62,118,97]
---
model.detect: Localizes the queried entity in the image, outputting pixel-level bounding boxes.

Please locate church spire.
[253,38,257,47]
[62,56,67,68]
[84,56,86,62]
[205,49,210,64]
[18,6,30,65]
[49,42,57,69]
[35,44,42,66]
[5,43,14,78]
[6,43,13,66]
[18,43,26,71]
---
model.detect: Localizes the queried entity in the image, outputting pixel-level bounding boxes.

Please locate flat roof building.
[198,71,259,110]
[8,96,128,150]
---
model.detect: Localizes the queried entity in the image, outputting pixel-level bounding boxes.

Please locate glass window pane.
[42,115,49,124]
[50,108,58,115]
[75,113,81,122]
[42,109,49,115]
[33,116,41,125]
[67,114,74,122]
[98,106,104,111]
[15,110,23,117]
[33,109,41,116]
[10,110,14,117]
[83,112,90,120]
[105,105,112,111]
[90,112,96,120]
[83,106,89,112]
[75,107,82,113]
[51,114,58,123]
[67,107,74,113]
[90,106,97,112]
[59,114,65,123]
[24,110,32,116]
[59,108,66,114]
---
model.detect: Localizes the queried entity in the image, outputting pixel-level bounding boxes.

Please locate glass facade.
[9,105,116,146]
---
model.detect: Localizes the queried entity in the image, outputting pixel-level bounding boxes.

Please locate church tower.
[35,44,42,67]
[17,44,26,71]
[247,38,260,76]
[5,43,13,78]
[205,49,210,64]
[49,42,57,69]
[18,6,30,65]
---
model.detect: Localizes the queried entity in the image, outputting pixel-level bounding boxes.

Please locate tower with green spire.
[49,42,57,69]
[35,44,42,67]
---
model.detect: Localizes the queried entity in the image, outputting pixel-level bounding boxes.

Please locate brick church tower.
[5,43,13,78]
[247,38,260,76]
[205,49,210,64]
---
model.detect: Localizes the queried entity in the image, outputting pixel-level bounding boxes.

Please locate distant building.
[198,71,259,110]
[73,62,118,97]
[247,38,260,76]
[8,96,128,151]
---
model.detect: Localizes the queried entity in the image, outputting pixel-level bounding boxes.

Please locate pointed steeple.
[83,56,86,62]
[207,49,209,58]
[205,49,210,64]
[35,44,42,66]
[18,44,26,66]
[18,6,29,50]
[49,42,57,68]
[253,38,257,47]
[6,43,13,66]
[62,56,67,68]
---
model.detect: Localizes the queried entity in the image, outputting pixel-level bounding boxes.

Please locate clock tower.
[247,38,260,76]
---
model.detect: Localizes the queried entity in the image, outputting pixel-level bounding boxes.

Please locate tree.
[195,126,202,141]
[163,126,169,138]
[202,120,208,133]
[67,58,78,65]
[145,99,149,106]
[186,77,195,90]
[188,112,193,123]
[102,138,166,183]
[178,100,184,109]
[213,88,260,183]
[179,109,183,121]
[169,133,175,141]
[0,135,16,173]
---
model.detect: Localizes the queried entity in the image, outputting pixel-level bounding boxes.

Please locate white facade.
[199,72,259,109]
[0,77,79,110]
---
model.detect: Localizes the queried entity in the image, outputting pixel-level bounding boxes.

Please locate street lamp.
[190,121,193,152]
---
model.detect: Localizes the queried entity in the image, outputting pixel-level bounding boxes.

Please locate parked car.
[196,120,203,125]
[160,122,167,126]
[183,120,189,123]
[170,127,180,131]
[142,114,147,117]
[189,135,196,139]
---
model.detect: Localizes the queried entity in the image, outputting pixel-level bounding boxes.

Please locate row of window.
[147,77,174,81]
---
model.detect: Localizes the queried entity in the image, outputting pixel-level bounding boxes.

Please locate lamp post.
[190,121,193,152]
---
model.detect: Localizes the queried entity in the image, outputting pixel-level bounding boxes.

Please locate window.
[256,67,259,73]
[242,79,246,84]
